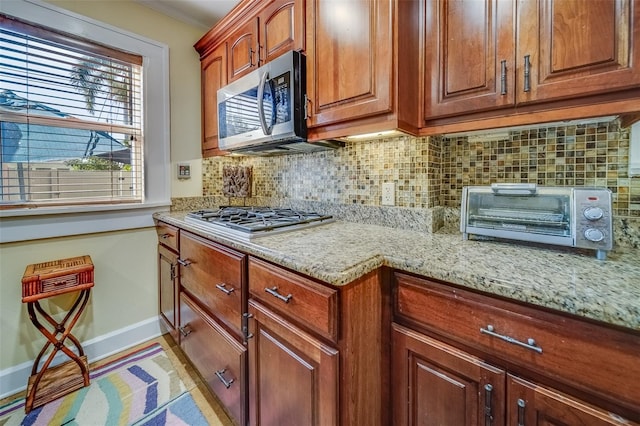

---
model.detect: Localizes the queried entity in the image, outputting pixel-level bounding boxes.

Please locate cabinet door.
[305,0,393,127]
[180,293,247,426]
[227,18,259,82]
[248,299,339,426]
[201,43,227,157]
[258,0,305,65]
[391,323,506,426]
[424,0,516,118]
[507,374,637,425]
[158,244,178,342]
[517,0,640,104]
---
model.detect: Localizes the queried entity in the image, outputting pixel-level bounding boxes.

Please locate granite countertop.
[154,211,640,331]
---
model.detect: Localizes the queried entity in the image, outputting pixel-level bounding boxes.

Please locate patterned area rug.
[0,343,209,426]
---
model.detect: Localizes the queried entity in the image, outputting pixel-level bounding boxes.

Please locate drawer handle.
[215,369,235,389]
[517,398,526,426]
[215,283,235,295]
[480,325,542,354]
[484,384,494,426]
[177,258,192,267]
[179,325,192,337]
[265,286,292,303]
[160,233,171,239]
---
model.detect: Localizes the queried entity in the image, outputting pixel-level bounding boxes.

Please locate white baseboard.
[0,316,164,400]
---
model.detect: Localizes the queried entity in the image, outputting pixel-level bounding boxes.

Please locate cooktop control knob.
[583,206,604,221]
[584,228,605,242]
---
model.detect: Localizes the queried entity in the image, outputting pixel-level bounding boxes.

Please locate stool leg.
[25,289,92,412]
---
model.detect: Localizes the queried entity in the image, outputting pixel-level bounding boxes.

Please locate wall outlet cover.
[382,182,395,206]
[177,163,191,179]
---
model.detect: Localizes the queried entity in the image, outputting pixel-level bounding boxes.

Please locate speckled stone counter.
[154,211,640,331]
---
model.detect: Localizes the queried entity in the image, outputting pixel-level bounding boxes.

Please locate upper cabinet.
[259,0,305,64]
[517,0,640,104]
[305,0,394,130]
[424,0,516,118]
[227,19,259,82]
[422,0,640,131]
[228,0,305,82]
[200,43,227,157]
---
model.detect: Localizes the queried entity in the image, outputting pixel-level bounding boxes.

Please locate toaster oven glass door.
[466,193,571,237]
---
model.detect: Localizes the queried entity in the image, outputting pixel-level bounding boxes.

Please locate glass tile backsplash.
[202,119,638,219]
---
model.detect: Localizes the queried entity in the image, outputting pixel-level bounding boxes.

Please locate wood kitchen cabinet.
[424,0,516,118]
[176,230,248,425]
[248,299,339,425]
[392,272,640,425]
[156,221,180,343]
[247,256,389,426]
[423,0,640,130]
[201,43,227,157]
[227,0,305,82]
[517,0,640,105]
[305,0,394,130]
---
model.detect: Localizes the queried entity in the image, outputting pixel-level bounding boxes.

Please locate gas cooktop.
[184,206,334,241]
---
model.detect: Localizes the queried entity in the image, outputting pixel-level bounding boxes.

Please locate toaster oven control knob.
[583,206,604,221]
[584,228,605,242]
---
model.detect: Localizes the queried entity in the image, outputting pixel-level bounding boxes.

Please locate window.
[0,1,170,243]
[1,15,143,207]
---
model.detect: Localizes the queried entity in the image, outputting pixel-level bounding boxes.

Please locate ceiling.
[135,0,242,30]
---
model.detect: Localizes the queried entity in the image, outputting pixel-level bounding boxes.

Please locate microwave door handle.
[257,71,273,135]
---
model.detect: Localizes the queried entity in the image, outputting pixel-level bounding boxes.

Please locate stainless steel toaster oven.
[460,184,613,259]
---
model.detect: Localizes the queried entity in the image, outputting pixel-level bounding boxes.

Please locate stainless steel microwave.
[217,50,341,155]
[460,184,613,259]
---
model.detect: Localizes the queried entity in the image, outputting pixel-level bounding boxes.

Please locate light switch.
[177,163,191,179]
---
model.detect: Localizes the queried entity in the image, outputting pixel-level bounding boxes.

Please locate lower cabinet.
[392,272,640,425]
[179,293,247,425]
[247,299,339,425]
[158,245,179,342]
[391,323,505,425]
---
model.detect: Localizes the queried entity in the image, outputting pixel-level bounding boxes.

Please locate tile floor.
[0,334,234,426]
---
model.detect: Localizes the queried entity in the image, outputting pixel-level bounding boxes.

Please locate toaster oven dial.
[583,206,604,221]
[584,228,605,242]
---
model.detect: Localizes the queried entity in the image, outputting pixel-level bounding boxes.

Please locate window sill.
[0,201,171,243]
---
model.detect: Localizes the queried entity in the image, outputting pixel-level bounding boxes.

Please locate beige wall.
[0,229,157,368]
[1,1,206,371]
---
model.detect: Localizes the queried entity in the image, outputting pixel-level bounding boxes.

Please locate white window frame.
[0,0,171,243]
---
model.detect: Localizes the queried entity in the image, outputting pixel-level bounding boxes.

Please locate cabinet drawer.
[394,272,640,413]
[249,257,338,342]
[156,221,179,251]
[180,231,246,337]
[180,293,246,426]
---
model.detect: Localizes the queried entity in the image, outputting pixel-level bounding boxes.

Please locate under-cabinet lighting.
[343,130,405,141]
[630,121,640,177]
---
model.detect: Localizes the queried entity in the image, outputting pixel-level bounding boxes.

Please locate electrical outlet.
[382,182,395,206]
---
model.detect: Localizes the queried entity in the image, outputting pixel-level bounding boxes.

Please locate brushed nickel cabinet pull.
[500,60,507,95]
[265,286,293,303]
[179,325,191,337]
[243,312,254,340]
[160,233,171,239]
[177,258,192,267]
[484,384,494,426]
[215,283,235,295]
[303,94,310,119]
[480,325,542,353]
[215,369,234,389]
[170,264,176,280]
[517,398,526,426]
[523,55,531,92]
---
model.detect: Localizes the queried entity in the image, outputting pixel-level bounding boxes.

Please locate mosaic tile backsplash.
[203,119,638,216]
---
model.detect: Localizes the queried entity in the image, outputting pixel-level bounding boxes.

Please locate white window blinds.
[0,14,144,208]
